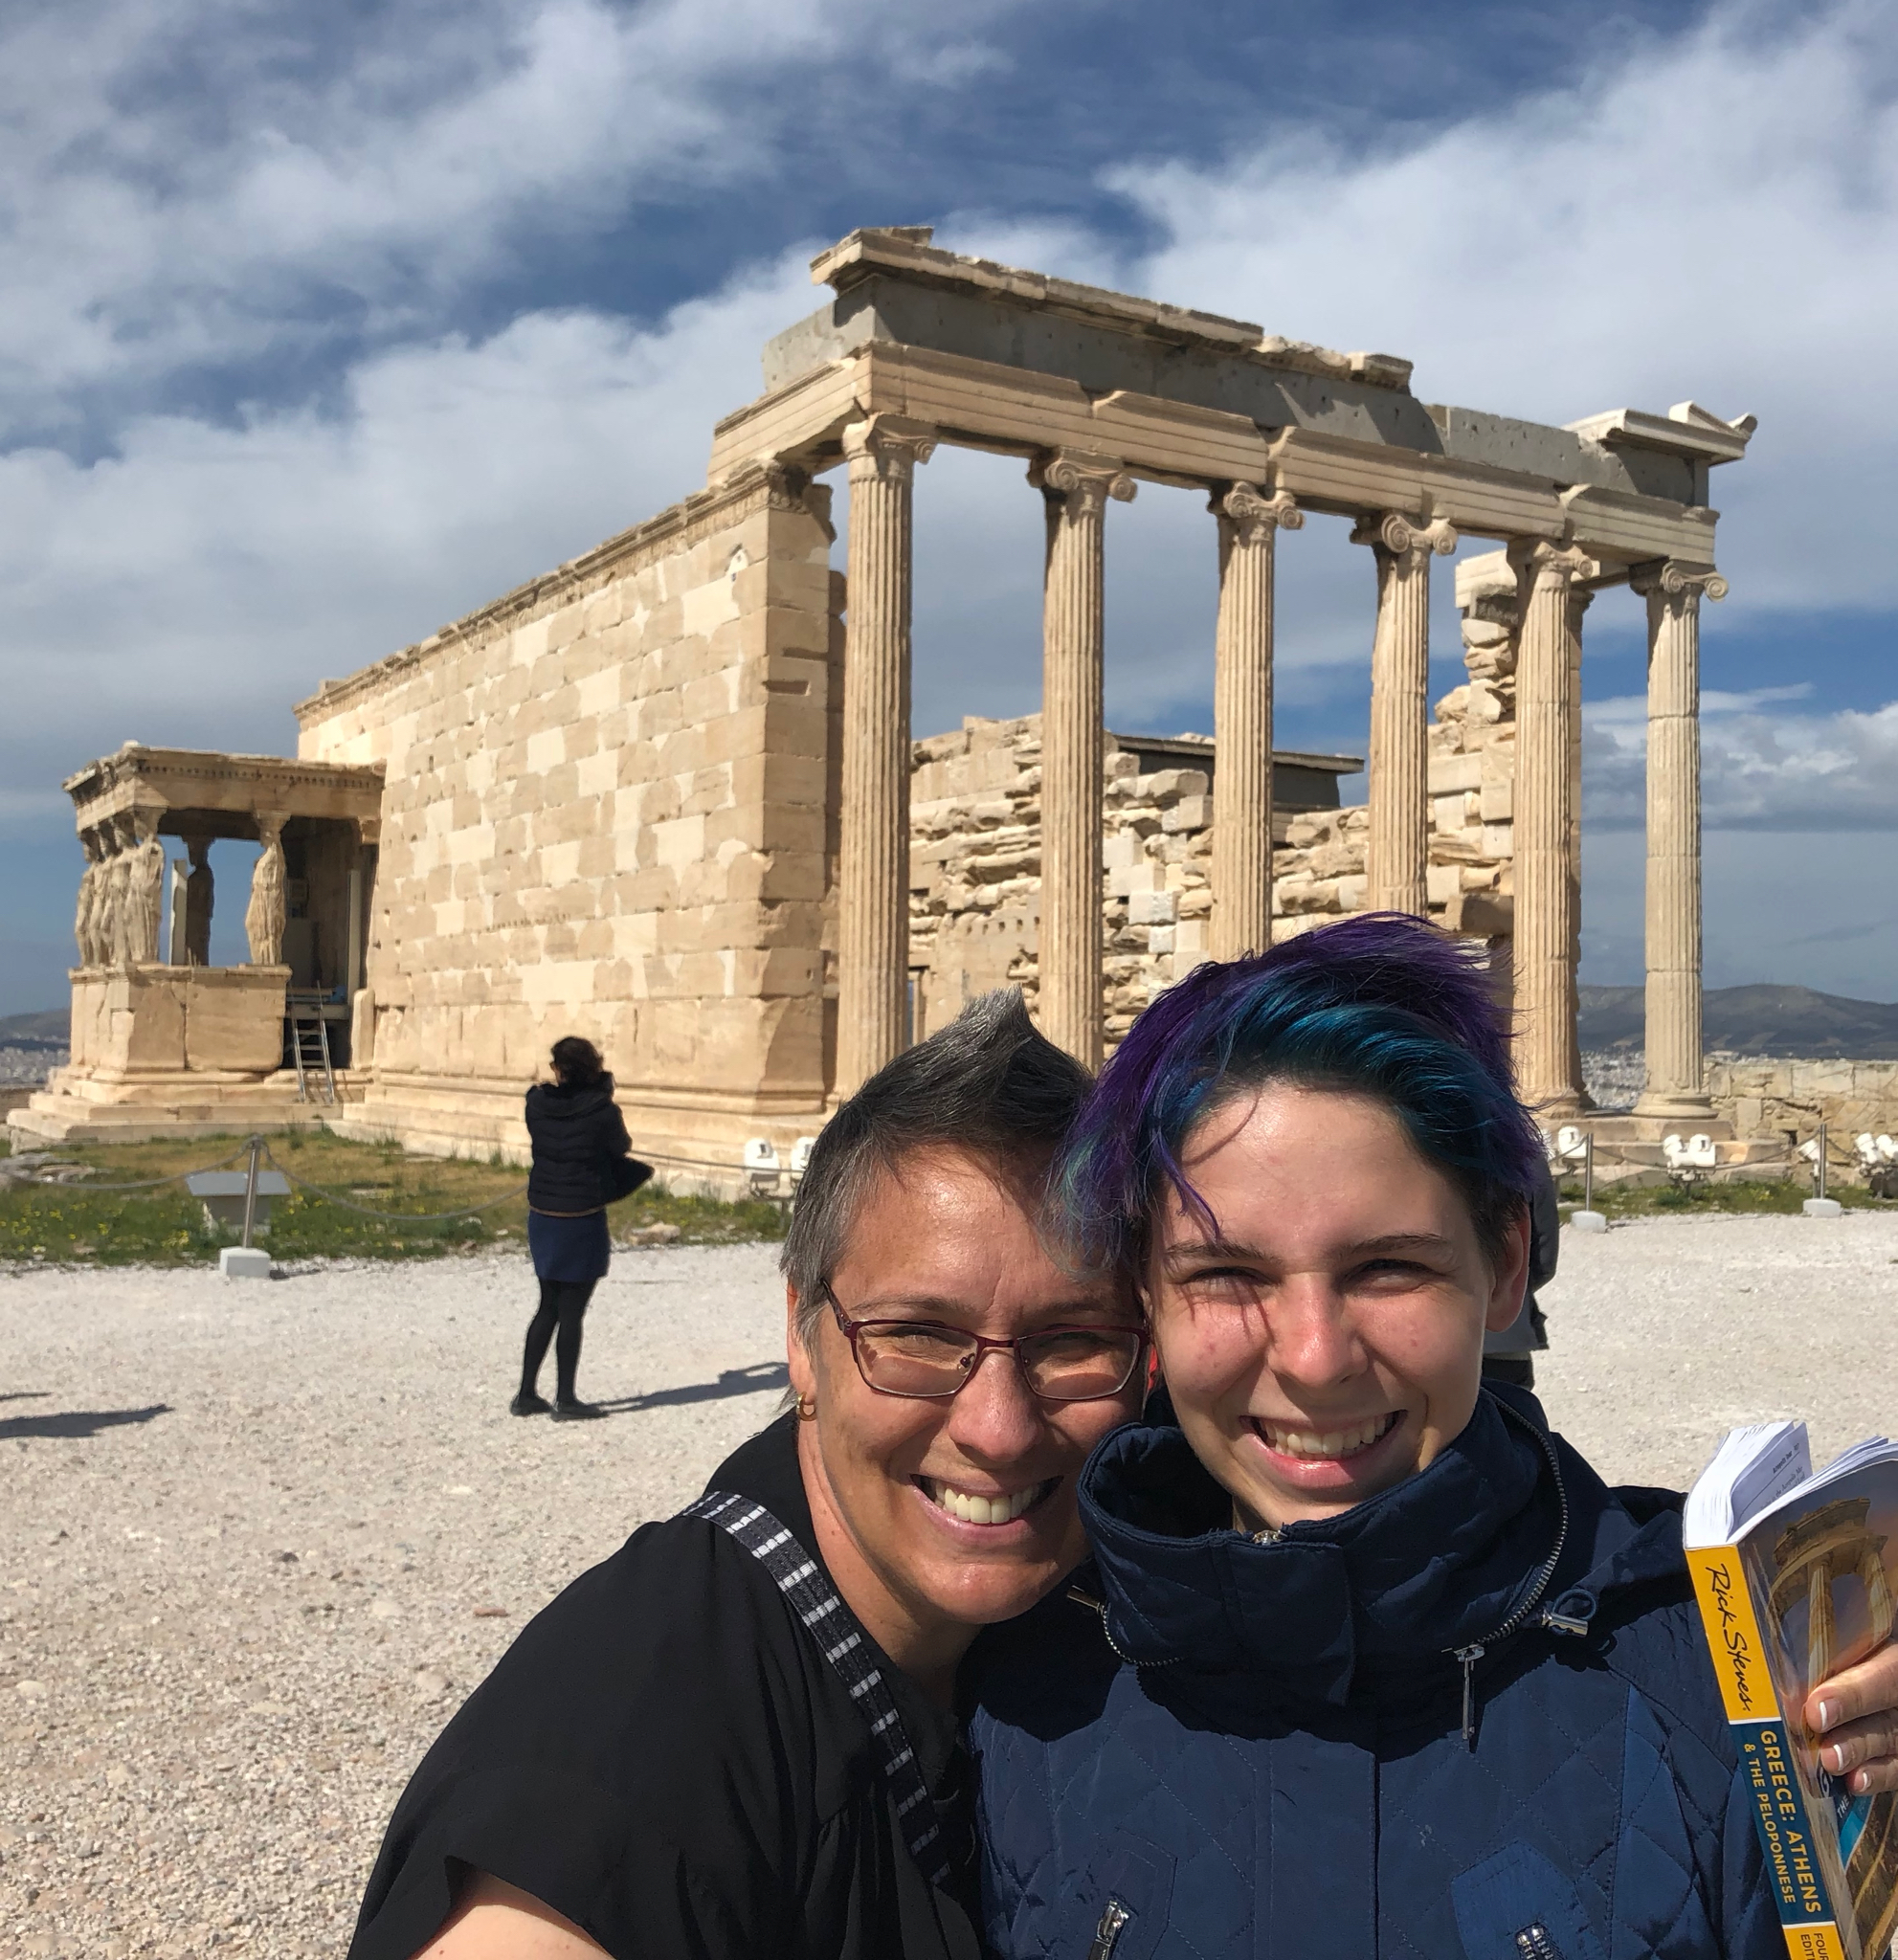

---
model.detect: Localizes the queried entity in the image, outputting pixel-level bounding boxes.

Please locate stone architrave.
[74,834,104,969]
[1033,450,1135,1068]
[246,814,289,967]
[1211,483,1302,962]
[836,413,935,1096]
[125,813,165,966]
[1631,560,1728,1120]
[184,835,214,967]
[1352,512,1457,916]
[1509,543,1595,1116]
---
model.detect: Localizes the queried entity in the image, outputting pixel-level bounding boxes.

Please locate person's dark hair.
[782,990,1092,1345]
[549,1036,605,1089]
[1053,912,1545,1281]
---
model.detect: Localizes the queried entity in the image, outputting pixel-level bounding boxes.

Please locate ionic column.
[1034,450,1134,1068]
[835,415,936,1096]
[1351,512,1457,916]
[1631,560,1726,1119]
[1210,484,1301,961]
[1509,544,1594,1115]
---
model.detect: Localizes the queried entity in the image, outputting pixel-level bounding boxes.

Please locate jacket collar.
[1078,1388,1569,1706]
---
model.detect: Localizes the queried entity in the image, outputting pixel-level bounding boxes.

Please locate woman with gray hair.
[349,991,1149,1960]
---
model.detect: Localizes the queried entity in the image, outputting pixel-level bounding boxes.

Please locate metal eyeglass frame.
[822,1284,1149,1403]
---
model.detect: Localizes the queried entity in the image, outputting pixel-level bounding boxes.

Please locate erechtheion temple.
[13,227,1767,1184]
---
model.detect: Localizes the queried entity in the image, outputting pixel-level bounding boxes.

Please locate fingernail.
[1822,1744,1845,1773]
[1817,1699,1840,1730]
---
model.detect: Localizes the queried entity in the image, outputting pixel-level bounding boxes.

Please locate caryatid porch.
[721,228,1754,1112]
[13,745,384,1144]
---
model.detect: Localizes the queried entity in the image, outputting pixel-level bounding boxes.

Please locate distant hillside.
[0,1008,68,1047]
[1579,984,1898,1058]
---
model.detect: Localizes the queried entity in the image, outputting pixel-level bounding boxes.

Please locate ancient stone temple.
[13,228,1754,1178]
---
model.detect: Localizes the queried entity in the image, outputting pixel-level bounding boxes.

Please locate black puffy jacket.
[525,1079,634,1214]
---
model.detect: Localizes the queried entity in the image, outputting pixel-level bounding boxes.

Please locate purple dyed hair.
[1051,913,1545,1278]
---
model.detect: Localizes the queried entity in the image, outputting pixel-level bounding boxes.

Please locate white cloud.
[0,0,1020,427]
[1108,0,1898,618]
[1585,693,1898,829]
[0,254,815,783]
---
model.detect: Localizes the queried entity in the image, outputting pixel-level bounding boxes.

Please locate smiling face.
[787,1143,1144,1696]
[1148,1082,1530,1533]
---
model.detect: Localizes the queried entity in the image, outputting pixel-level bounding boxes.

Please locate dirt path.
[3,1213,1896,1955]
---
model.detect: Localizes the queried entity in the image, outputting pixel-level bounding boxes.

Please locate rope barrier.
[7,1143,254,1192]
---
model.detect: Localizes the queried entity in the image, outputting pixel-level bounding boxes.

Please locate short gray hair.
[782,990,1092,1342]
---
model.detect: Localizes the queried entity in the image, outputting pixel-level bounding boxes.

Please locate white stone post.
[1509,543,1594,1115]
[836,415,935,1097]
[1034,450,1134,1068]
[1352,512,1457,916]
[1631,560,1727,1120]
[1210,484,1301,961]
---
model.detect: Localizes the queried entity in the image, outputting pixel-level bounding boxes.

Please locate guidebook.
[1685,1421,1898,1960]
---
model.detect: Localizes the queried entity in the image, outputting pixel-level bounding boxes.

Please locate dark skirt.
[528,1208,611,1284]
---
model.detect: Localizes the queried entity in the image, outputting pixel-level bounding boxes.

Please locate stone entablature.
[65,746,384,837]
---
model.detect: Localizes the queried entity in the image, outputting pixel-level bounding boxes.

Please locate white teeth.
[925,1480,1046,1526]
[1260,1414,1397,1459]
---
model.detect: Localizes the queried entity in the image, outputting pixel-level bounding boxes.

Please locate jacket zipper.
[1514,1923,1566,1959]
[1087,1897,1132,1959]
[1443,1395,1574,1750]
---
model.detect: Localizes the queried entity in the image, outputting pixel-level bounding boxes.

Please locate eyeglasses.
[823,1286,1148,1402]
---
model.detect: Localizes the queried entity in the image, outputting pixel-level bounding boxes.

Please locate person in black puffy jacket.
[514,1036,648,1421]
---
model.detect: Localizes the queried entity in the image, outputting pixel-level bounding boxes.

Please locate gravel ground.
[4,1212,1898,1955]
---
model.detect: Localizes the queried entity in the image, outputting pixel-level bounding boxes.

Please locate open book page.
[1731,1438,1898,1959]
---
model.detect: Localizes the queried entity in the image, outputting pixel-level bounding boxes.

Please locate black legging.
[521,1278,598,1403]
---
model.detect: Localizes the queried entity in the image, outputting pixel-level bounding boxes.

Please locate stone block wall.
[909,718,1220,1049]
[1708,1058,1898,1149]
[910,707,1512,1051]
[294,461,844,1166]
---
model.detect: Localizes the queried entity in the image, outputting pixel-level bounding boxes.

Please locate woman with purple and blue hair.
[968,913,1874,1960]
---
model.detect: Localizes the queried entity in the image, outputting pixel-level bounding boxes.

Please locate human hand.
[1807,1643,1898,1794]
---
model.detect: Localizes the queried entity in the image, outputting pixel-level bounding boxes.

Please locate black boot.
[510,1390,552,1415]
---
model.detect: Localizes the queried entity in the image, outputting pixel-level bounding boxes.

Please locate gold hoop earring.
[795,1394,817,1422]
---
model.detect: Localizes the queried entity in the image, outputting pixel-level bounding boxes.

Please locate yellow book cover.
[1686,1422,1898,1960]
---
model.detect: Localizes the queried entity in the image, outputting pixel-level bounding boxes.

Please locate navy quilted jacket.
[971,1387,1781,1960]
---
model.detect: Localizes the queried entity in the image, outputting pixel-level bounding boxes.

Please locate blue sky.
[1,0,1893,1014]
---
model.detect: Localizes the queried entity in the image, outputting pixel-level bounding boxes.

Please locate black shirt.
[347,1414,983,1960]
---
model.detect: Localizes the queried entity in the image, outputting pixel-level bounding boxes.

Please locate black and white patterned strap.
[682,1490,950,1886]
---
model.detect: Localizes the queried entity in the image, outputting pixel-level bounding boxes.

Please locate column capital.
[842,414,938,485]
[1031,449,1136,517]
[1350,510,1458,564]
[1629,559,1729,604]
[1508,540,1597,585]
[1214,481,1303,541]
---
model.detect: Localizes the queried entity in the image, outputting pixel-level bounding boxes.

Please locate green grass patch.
[0,1130,786,1267]
[1559,1175,1898,1220]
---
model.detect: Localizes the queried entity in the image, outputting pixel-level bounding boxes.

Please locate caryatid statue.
[124,813,166,966]
[102,827,135,968]
[74,833,104,968]
[245,814,289,967]
[183,835,214,967]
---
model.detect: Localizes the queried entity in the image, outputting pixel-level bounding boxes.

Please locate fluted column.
[1352,512,1457,916]
[1632,560,1727,1119]
[1210,484,1301,961]
[835,415,936,1096]
[1509,544,1594,1115]
[1034,450,1134,1068]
